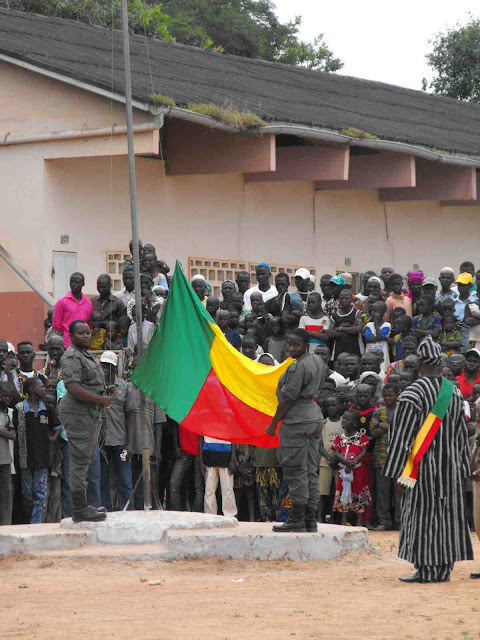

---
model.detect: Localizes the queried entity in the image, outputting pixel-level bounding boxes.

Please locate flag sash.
[398,378,454,489]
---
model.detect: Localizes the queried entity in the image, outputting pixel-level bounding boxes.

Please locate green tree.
[2,0,342,71]
[161,0,342,70]
[2,0,173,39]
[426,16,480,102]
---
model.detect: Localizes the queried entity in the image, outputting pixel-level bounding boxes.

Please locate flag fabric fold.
[131,261,291,447]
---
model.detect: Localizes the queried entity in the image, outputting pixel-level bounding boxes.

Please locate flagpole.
[121,0,151,510]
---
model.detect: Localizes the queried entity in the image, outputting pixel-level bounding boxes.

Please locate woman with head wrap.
[407,270,424,312]
[383,336,473,584]
[358,370,384,401]
[220,279,236,309]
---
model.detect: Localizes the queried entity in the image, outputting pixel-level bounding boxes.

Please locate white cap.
[339,271,353,285]
[440,267,455,276]
[100,351,118,366]
[295,268,311,280]
[309,274,315,284]
[466,348,480,360]
[191,274,206,283]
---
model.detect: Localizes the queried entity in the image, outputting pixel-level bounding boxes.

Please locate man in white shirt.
[243,263,278,312]
[116,269,135,307]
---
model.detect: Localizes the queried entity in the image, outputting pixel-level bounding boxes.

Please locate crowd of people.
[0,242,479,537]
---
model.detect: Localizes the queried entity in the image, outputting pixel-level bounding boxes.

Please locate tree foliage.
[2,0,343,71]
[426,16,480,102]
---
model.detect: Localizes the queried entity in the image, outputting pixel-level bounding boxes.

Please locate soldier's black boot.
[272,502,307,532]
[305,504,318,532]
[71,491,106,523]
[72,506,107,523]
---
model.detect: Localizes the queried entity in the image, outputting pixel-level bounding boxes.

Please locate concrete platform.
[0,512,370,562]
[61,510,238,544]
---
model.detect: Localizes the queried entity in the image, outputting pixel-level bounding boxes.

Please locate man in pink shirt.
[52,273,93,348]
[385,273,412,321]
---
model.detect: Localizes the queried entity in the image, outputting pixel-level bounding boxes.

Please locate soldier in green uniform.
[59,320,112,522]
[266,328,325,532]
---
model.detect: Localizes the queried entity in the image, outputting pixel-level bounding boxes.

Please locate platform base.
[0,512,370,562]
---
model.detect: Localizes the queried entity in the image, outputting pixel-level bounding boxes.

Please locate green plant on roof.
[187,103,266,128]
[149,93,177,107]
[340,127,380,140]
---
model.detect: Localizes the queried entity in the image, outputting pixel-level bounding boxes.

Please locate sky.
[274,0,478,91]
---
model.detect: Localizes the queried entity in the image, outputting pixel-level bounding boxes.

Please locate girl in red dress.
[331,410,371,525]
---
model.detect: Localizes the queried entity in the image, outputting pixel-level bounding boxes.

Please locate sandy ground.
[1,531,479,640]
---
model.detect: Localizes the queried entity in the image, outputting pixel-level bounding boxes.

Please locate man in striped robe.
[472,441,480,579]
[384,336,473,583]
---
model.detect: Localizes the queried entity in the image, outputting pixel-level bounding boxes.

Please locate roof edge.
[261,124,480,168]
[0,53,151,112]
[2,53,480,167]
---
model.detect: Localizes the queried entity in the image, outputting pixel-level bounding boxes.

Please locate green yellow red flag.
[131,261,291,447]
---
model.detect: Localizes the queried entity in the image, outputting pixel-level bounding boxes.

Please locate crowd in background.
[1,240,480,531]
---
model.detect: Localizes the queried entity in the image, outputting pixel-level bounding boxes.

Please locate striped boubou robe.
[383,376,473,568]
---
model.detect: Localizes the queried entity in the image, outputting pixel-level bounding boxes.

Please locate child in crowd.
[243,313,257,337]
[441,366,455,381]
[229,309,242,335]
[90,311,106,349]
[241,335,263,360]
[44,376,63,523]
[364,300,391,372]
[200,436,237,517]
[263,317,288,363]
[390,306,407,326]
[253,355,282,522]
[117,315,131,348]
[217,310,242,351]
[14,378,60,524]
[254,444,281,522]
[370,383,401,531]
[206,296,220,321]
[464,298,480,349]
[0,382,15,526]
[387,373,400,386]
[330,290,363,358]
[128,305,155,351]
[391,315,412,361]
[449,353,465,377]
[437,314,463,355]
[250,296,272,347]
[359,292,383,330]
[335,384,351,412]
[227,292,245,316]
[358,371,383,402]
[412,295,441,341]
[351,383,377,524]
[319,395,344,523]
[352,383,377,437]
[234,444,256,521]
[385,273,412,320]
[103,321,124,350]
[316,379,337,413]
[331,410,371,525]
[440,297,456,320]
[399,370,415,392]
[298,292,331,352]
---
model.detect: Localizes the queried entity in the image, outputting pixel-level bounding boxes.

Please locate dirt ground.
[1,531,479,640]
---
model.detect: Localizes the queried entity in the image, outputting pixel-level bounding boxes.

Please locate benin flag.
[131,262,291,447]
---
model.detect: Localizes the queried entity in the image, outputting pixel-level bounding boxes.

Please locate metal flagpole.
[121,0,151,510]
